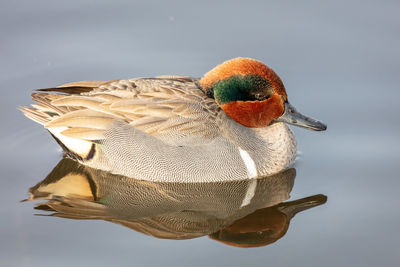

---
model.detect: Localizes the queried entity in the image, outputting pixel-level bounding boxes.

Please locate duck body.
[22,58,325,182]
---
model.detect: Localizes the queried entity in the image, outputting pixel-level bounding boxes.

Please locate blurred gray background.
[0,0,399,266]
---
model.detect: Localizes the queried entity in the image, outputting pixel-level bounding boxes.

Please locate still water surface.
[1,0,399,266]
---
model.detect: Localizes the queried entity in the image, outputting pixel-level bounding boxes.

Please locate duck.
[21,57,326,182]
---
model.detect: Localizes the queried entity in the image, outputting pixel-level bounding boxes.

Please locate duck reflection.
[26,158,326,247]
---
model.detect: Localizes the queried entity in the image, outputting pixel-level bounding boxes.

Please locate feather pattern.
[22,77,221,146]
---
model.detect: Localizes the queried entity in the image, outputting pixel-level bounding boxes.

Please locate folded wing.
[21,77,221,159]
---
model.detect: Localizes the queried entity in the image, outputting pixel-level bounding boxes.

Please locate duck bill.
[276,102,327,131]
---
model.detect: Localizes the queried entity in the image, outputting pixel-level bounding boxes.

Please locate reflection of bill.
[25,158,326,247]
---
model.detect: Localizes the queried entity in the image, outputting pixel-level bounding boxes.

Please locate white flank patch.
[238,148,258,207]
[48,127,93,157]
[238,148,258,178]
[240,179,257,207]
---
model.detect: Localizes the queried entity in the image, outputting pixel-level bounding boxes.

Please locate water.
[1,0,399,266]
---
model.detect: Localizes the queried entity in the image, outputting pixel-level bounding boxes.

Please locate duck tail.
[20,92,66,125]
[20,92,96,161]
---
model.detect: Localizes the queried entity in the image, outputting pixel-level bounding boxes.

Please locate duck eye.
[254,93,265,100]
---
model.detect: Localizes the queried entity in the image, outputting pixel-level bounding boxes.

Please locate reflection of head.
[209,195,327,248]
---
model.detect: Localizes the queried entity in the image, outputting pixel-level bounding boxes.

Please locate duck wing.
[22,77,221,149]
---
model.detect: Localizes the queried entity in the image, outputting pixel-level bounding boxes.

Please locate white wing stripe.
[238,147,258,178]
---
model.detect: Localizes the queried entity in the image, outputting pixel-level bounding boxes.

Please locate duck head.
[199,58,326,131]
